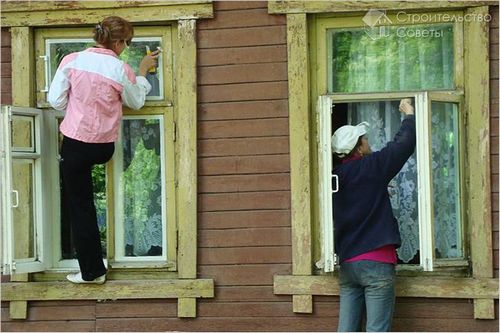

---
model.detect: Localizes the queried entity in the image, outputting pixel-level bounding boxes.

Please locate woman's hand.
[399,98,414,115]
[138,50,160,77]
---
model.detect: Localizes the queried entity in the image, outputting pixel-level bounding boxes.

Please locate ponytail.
[93,16,133,49]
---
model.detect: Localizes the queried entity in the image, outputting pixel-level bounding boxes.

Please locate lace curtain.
[348,101,461,263]
[333,22,460,263]
[121,119,163,257]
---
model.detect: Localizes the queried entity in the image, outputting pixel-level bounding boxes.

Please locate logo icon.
[362,9,393,40]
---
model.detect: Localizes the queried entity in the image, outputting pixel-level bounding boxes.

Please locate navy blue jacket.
[333,115,416,263]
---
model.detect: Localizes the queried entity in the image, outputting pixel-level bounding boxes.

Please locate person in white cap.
[332,99,415,332]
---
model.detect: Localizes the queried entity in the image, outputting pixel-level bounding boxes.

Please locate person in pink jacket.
[48,16,159,284]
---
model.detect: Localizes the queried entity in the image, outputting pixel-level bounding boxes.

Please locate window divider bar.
[415,92,435,272]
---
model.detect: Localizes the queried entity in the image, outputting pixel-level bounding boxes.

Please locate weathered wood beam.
[274,275,499,299]
[464,5,494,320]
[0,1,211,12]
[287,12,313,314]
[1,3,213,27]
[2,279,214,301]
[269,1,497,14]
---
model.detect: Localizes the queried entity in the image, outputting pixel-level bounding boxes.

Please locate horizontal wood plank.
[2,279,214,301]
[268,0,498,14]
[198,45,287,66]
[198,210,291,229]
[274,275,499,299]
[198,118,288,139]
[1,3,213,26]
[199,62,287,85]
[199,81,288,103]
[200,264,291,286]
[215,286,286,302]
[0,305,95,321]
[198,25,286,48]
[198,155,290,175]
[199,173,290,193]
[392,317,499,332]
[199,227,291,247]
[215,1,267,11]
[95,300,177,318]
[198,136,289,157]
[199,99,288,121]
[198,7,285,30]
[199,191,290,211]
[96,317,336,332]
[1,29,11,45]
[2,320,95,332]
[199,246,291,265]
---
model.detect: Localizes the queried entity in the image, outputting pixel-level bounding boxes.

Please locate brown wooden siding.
[1,28,11,104]
[1,2,499,331]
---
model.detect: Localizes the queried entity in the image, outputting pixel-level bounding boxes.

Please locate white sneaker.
[66,272,106,284]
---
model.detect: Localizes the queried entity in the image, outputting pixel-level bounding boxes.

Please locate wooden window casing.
[269,1,498,319]
[1,1,214,320]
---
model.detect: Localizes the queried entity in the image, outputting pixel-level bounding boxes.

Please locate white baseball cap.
[331,122,370,158]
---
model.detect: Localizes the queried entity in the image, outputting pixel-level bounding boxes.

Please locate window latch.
[332,174,339,193]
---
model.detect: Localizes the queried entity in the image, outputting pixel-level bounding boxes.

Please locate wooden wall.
[1,27,11,105]
[1,2,498,331]
[490,6,499,281]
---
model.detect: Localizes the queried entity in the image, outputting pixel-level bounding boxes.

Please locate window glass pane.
[119,118,164,257]
[431,102,461,259]
[328,23,454,93]
[12,159,35,260]
[119,38,163,99]
[347,101,419,264]
[11,115,35,152]
[47,38,163,100]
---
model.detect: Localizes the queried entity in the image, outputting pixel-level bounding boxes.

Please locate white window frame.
[317,91,464,272]
[113,114,168,265]
[1,105,49,275]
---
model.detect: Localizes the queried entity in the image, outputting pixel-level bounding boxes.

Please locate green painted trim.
[269,1,496,14]
[1,3,213,27]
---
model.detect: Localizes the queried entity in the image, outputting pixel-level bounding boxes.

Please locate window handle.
[38,55,49,93]
[11,190,19,208]
[332,174,339,193]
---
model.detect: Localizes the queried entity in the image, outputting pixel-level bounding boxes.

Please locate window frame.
[2,1,210,319]
[35,26,174,108]
[269,4,495,318]
[316,91,467,272]
[311,11,468,272]
[33,26,178,272]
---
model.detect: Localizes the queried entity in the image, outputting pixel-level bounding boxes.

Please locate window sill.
[273,274,498,300]
[2,278,214,318]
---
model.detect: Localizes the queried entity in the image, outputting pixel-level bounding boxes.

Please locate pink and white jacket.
[48,47,152,143]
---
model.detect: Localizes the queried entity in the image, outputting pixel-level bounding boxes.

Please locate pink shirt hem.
[344,245,397,265]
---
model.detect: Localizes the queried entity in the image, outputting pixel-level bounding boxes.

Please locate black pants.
[60,136,114,281]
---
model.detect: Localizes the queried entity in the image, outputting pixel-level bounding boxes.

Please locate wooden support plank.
[292,295,313,313]
[286,13,313,314]
[274,275,499,299]
[9,25,35,321]
[178,298,196,318]
[1,3,213,27]
[465,5,494,320]
[176,19,198,282]
[0,1,211,12]
[268,0,497,14]
[2,279,214,301]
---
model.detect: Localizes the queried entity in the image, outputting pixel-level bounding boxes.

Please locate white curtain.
[348,101,461,263]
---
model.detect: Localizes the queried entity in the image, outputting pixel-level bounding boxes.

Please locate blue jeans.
[337,261,396,332]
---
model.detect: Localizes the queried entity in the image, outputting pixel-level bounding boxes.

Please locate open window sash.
[1,105,47,275]
[316,95,337,272]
